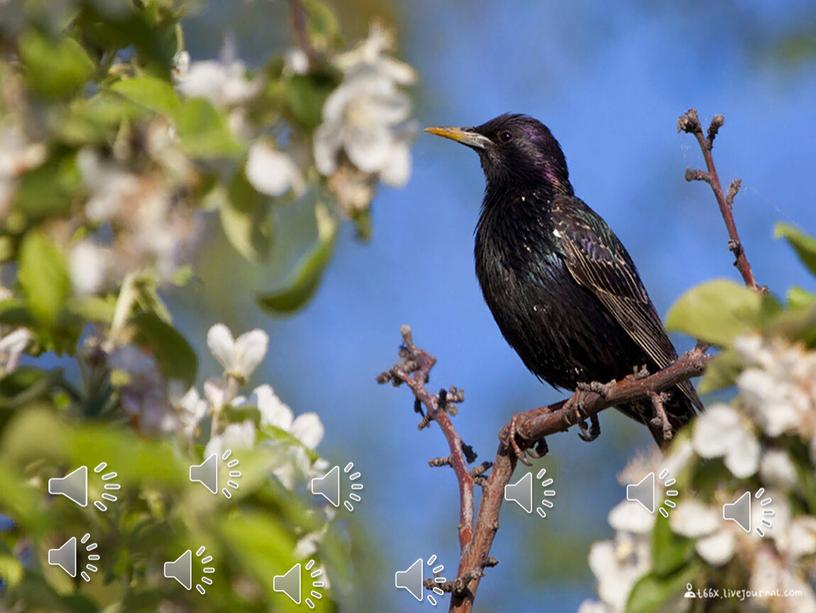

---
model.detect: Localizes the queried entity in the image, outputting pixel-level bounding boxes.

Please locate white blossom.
[608,500,654,535]
[205,420,256,458]
[692,403,759,478]
[245,142,304,197]
[175,51,260,108]
[69,240,109,295]
[670,500,735,566]
[587,533,650,612]
[171,386,209,440]
[314,24,416,188]
[734,335,816,441]
[239,383,326,450]
[78,148,139,222]
[0,328,31,373]
[207,323,269,380]
[577,600,610,613]
[760,449,798,490]
[284,48,309,75]
[0,122,46,217]
[750,547,816,612]
[738,369,803,436]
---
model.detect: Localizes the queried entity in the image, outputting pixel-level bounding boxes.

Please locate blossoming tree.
[0,0,416,610]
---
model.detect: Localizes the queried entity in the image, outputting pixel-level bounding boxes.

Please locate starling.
[426,114,702,448]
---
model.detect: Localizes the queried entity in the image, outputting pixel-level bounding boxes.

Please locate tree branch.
[287,0,317,65]
[677,109,762,291]
[379,328,710,612]
[377,325,474,550]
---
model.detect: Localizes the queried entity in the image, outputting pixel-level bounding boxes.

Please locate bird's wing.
[552,195,701,409]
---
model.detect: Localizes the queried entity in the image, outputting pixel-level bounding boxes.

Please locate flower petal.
[379,139,411,187]
[291,412,324,449]
[207,324,235,371]
[252,384,293,431]
[344,121,392,173]
[692,404,740,458]
[760,449,798,489]
[232,329,268,378]
[724,429,759,478]
[696,529,735,565]
[670,500,719,537]
[608,500,655,534]
[246,142,303,197]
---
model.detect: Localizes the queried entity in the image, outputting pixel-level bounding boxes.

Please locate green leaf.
[0,298,35,327]
[220,171,274,261]
[651,513,694,577]
[175,98,243,158]
[219,511,297,600]
[285,72,339,130]
[13,152,81,219]
[19,32,95,98]
[131,312,197,386]
[257,206,338,313]
[67,295,116,324]
[110,75,182,116]
[626,563,700,613]
[788,286,816,310]
[74,3,177,77]
[0,367,58,411]
[59,93,147,145]
[303,0,341,49]
[0,552,23,589]
[666,279,762,346]
[776,222,816,275]
[766,303,816,348]
[699,348,742,394]
[18,232,71,327]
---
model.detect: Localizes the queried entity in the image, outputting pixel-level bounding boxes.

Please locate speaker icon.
[309,462,364,512]
[626,469,678,518]
[48,533,100,582]
[273,559,326,608]
[189,449,241,499]
[394,554,446,606]
[504,468,556,518]
[722,488,775,536]
[48,462,120,512]
[163,546,215,595]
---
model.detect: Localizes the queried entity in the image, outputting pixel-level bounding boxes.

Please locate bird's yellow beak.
[425,126,491,150]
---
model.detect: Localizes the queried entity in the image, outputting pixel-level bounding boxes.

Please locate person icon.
[683,583,697,599]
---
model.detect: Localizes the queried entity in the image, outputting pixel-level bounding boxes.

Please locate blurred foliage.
[608,225,816,613]
[0,0,417,610]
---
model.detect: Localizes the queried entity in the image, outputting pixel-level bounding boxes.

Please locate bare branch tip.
[677,108,701,134]
[707,114,725,146]
[684,168,710,183]
[726,178,742,207]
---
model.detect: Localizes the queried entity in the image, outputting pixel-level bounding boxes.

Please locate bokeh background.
[171,1,816,610]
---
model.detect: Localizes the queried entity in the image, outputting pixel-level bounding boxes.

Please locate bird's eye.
[499,130,513,143]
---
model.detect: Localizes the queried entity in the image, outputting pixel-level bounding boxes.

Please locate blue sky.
[178,2,816,610]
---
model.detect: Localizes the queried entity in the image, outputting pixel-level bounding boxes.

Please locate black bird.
[426,114,702,449]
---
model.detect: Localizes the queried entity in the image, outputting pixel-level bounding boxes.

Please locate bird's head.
[425,113,572,195]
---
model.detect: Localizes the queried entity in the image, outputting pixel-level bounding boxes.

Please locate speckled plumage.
[444,114,702,444]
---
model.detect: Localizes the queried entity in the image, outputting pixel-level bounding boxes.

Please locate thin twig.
[287,0,317,65]
[678,109,761,291]
[378,325,475,551]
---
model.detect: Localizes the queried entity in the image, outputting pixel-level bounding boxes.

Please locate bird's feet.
[577,378,617,398]
[505,414,531,466]
[561,390,601,442]
[503,415,550,465]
